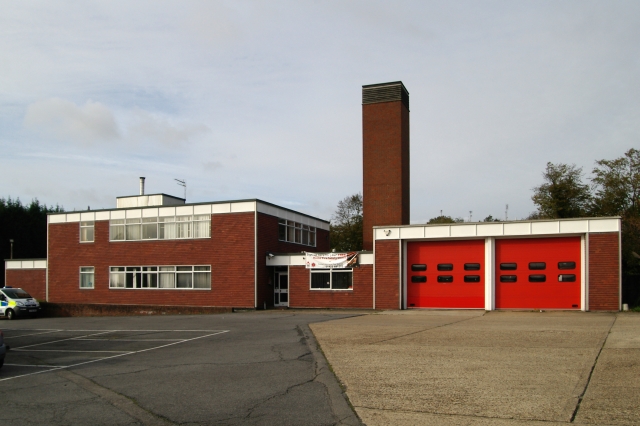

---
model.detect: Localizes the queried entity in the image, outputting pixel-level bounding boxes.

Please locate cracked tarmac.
[0,311,365,425]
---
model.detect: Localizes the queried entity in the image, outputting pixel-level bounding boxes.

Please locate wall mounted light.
[384,230,392,236]
[266,252,275,259]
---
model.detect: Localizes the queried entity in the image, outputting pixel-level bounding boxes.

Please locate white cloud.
[126,109,210,147]
[23,98,120,144]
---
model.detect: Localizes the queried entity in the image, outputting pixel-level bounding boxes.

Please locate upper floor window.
[278,219,316,247]
[80,221,94,242]
[109,215,211,242]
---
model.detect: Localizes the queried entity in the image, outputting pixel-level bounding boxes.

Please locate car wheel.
[6,309,15,320]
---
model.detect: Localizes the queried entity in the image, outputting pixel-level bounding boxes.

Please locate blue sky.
[1,1,639,222]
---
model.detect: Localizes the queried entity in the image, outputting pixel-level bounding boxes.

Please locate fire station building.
[4,81,622,312]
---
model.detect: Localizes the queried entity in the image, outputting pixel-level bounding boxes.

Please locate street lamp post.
[9,239,13,259]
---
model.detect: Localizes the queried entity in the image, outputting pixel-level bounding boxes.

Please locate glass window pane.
[81,227,94,242]
[193,272,211,289]
[159,266,175,271]
[287,225,295,242]
[309,230,316,246]
[176,273,192,288]
[332,271,352,289]
[142,217,157,223]
[159,222,176,239]
[159,273,175,288]
[177,221,191,238]
[142,223,158,239]
[194,266,210,271]
[193,220,209,238]
[110,272,125,288]
[126,224,141,240]
[311,272,331,289]
[80,267,94,273]
[142,272,158,288]
[278,222,286,240]
[295,227,301,243]
[110,225,124,240]
[80,272,94,288]
[176,266,192,271]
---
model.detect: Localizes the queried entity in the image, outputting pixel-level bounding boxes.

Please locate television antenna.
[174,179,186,200]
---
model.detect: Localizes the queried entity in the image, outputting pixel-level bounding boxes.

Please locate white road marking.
[0,330,229,382]
[12,349,133,353]
[4,364,66,368]
[5,330,63,338]
[12,331,116,349]
[74,338,184,342]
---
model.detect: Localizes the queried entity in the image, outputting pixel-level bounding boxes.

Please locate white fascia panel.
[560,220,588,234]
[359,253,374,264]
[231,201,256,213]
[477,223,503,236]
[451,225,477,237]
[22,260,34,268]
[34,260,47,269]
[110,210,126,220]
[194,204,212,215]
[5,260,23,269]
[176,205,194,216]
[158,207,176,217]
[532,221,559,234]
[504,222,530,235]
[266,255,292,266]
[66,213,81,223]
[399,227,424,239]
[290,255,306,266]
[95,211,110,221]
[49,214,66,224]
[375,228,400,240]
[423,226,450,238]
[80,212,95,221]
[589,218,620,233]
[142,208,159,218]
[211,203,231,214]
[126,209,142,219]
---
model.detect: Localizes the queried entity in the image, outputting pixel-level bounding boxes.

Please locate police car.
[0,287,41,320]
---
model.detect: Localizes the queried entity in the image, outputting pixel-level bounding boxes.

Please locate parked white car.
[0,288,41,320]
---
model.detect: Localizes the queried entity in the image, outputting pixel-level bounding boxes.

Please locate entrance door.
[274,269,289,307]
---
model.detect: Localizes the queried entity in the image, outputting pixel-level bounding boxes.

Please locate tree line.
[330,148,639,275]
[0,198,63,286]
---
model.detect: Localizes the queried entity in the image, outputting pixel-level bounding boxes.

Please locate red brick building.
[4,81,623,312]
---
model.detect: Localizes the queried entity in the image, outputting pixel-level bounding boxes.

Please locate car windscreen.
[2,289,32,299]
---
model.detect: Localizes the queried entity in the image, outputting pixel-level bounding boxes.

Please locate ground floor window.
[80,267,94,288]
[310,268,353,290]
[109,265,211,289]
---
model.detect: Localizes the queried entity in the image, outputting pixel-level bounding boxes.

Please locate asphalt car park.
[0,312,364,426]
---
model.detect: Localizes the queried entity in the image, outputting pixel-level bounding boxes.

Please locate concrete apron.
[310,310,640,425]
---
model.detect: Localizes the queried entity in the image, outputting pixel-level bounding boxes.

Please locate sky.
[1,1,639,223]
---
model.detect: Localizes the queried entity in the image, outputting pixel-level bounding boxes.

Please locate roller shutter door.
[495,237,581,310]
[407,240,485,308]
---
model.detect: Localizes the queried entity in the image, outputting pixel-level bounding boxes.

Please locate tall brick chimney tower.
[362,81,410,250]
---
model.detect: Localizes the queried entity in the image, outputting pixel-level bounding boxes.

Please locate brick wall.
[47,213,256,308]
[362,101,410,250]
[5,269,46,301]
[287,264,373,309]
[589,232,620,311]
[375,239,400,309]
[256,213,330,308]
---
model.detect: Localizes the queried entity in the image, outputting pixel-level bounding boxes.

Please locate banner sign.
[305,252,358,269]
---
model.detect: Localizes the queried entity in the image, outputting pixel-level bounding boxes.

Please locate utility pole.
[9,239,14,259]
[469,211,472,222]
[505,204,509,221]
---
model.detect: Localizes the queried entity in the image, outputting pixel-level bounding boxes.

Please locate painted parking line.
[12,349,133,353]
[0,329,229,382]
[74,338,184,342]
[12,331,116,350]
[4,364,66,368]
[5,330,64,338]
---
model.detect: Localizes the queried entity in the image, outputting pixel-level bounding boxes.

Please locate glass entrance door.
[274,269,289,307]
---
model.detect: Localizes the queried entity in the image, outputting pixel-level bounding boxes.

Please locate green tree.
[427,215,464,224]
[0,197,63,286]
[482,215,501,222]
[330,193,363,251]
[590,148,640,275]
[531,162,591,219]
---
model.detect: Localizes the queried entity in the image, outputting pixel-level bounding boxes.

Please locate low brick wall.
[40,302,235,317]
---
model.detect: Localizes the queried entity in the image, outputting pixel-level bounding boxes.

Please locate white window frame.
[109,215,211,242]
[80,266,95,289]
[310,268,353,291]
[109,265,211,290]
[80,221,95,243]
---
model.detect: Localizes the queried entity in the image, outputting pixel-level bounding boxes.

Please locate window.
[558,262,576,270]
[437,275,453,283]
[411,275,426,283]
[278,219,316,247]
[464,275,481,283]
[80,221,94,242]
[109,265,211,289]
[464,263,481,271]
[80,267,94,288]
[500,275,517,283]
[500,263,517,270]
[437,264,453,271]
[558,274,576,282]
[529,262,546,270]
[411,264,427,271]
[110,215,210,242]
[529,274,546,283]
[310,268,352,290]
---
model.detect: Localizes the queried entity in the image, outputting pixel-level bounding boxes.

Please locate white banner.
[305,252,358,269]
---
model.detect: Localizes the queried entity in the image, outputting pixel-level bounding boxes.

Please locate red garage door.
[407,240,485,308]
[495,237,581,310]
